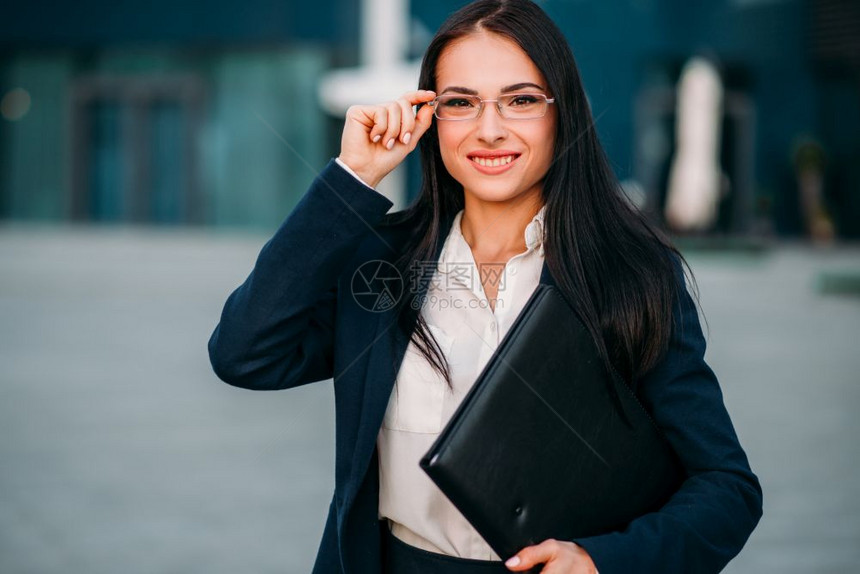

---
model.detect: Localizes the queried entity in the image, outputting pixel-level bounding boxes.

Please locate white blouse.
[376,205,547,560]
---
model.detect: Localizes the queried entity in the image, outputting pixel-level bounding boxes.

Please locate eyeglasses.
[429,93,556,121]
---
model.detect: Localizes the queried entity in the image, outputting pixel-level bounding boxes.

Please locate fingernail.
[403,133,411,144]
[505,556,520,567]
[386,138,395,150]
[372,134,381,143]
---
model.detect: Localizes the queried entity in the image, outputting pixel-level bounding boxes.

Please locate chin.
[466,185,533,205]
[463,173,538,198]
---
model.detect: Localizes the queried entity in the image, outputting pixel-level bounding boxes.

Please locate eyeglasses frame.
[427,93,556,121]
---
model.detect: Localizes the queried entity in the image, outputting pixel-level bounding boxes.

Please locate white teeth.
[472,155,515,167]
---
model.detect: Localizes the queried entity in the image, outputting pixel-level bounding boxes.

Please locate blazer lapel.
[539,257,556,288]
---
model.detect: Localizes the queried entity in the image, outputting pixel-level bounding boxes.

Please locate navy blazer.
[208,159,763,574]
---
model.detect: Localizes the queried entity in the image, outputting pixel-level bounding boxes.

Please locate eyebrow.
[439,82,546,95]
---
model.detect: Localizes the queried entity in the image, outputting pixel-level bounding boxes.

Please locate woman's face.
[434,31,557,209]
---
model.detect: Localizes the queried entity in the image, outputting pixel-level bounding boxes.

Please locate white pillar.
[362,0,409,69]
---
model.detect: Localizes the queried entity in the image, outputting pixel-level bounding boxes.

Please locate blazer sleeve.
[207,159,394,391]
[571,263,763,574]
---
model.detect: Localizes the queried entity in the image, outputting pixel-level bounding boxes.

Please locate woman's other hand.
[337,90,436,188]
[505,539,598,574]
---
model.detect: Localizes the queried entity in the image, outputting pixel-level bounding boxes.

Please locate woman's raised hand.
[337,90,436,189]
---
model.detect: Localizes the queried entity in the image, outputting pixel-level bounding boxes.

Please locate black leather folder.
[419,284,684,560]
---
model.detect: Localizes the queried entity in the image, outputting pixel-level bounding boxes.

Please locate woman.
[208,0,763,572]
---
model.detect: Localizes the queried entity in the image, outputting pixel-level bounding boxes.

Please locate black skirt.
[381,526,541,574]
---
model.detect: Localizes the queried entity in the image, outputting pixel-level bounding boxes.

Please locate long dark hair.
[383,0,692,391]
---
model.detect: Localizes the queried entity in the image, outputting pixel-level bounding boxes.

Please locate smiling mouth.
[468,154,520,167]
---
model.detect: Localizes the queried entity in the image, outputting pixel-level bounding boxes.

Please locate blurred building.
[1,0,858,237]
[0,0,355,229]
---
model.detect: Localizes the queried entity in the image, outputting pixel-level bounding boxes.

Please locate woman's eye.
[442,97,476,108]
[509,95,540,107]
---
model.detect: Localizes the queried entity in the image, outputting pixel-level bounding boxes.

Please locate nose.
[475,101,508,144]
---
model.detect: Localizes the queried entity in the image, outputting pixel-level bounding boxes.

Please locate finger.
[399,90,436,146]
[382,102,402,150]
[367,106,388,144]
[408,102,435,149]
[505,540,558,571]
[400,89,437,107]
[396,97,415,145]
